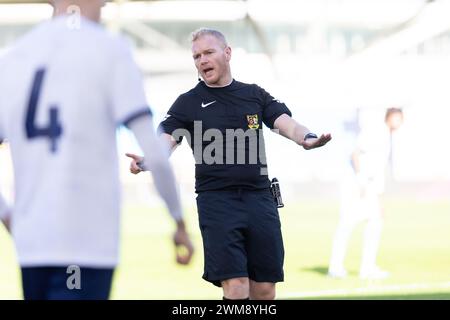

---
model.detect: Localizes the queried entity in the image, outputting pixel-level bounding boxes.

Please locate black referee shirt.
[158,79,292,192]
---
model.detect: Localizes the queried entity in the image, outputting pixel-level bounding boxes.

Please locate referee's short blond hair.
[190,28,228,48]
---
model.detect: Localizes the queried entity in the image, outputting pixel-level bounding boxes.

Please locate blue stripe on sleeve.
[121,107,153,128]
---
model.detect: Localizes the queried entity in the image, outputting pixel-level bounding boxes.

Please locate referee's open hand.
[301,133,332,150]
[126,153,144,174]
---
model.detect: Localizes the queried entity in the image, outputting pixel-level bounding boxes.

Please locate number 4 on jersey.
[25,68,63,153]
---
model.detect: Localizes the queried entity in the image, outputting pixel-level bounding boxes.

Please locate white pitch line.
[279,282,450,299]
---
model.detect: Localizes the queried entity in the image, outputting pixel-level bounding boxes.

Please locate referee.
[127,28,331,300]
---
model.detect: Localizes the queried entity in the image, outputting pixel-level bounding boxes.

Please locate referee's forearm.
[281,121,311,145]
[274,114,310,145]
[292,122,311,145]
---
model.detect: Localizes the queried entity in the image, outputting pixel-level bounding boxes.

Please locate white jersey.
[343,125,391,195]
[0,16,151,267]
[357,127,390,185]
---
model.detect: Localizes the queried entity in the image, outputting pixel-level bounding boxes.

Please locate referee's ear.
[225,46,232,62]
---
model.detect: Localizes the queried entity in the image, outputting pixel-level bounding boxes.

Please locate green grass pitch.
[0,198,449,299]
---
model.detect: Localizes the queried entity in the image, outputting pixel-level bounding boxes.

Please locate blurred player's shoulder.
[1,15,134,67]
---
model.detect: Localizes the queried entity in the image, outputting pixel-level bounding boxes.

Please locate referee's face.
[192,35,232,87]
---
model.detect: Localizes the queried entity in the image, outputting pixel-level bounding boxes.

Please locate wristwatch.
[304,133,318,141]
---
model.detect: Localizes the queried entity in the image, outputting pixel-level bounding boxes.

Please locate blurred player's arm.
[0,193,10,232]
[109,36,193,264]
[127,116,193,265]
[273,114,332,150]
[126,133,177,175]
[127,98,189,174]
[0,140,10,232]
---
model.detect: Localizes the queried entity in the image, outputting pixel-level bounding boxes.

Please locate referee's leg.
[246,190,284,300]
[249,280,275,300]
[221,277,250,300]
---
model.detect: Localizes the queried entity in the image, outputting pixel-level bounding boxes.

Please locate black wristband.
[304,133,318,141]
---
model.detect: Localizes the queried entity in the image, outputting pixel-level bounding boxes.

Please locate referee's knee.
[249,282,276,300]
[221,277,249,300]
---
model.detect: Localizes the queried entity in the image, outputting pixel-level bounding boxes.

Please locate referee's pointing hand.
[126,153,144,174]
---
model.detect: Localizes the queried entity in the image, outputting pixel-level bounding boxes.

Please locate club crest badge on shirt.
[246,114,259,129]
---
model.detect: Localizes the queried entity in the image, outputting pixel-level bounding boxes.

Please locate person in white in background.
[0,0,193,300]
[328,108,404,280]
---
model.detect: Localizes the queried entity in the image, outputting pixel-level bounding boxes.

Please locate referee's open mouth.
[203,67,214,77]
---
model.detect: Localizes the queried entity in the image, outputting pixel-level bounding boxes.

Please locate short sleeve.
[258,86,292,129]
[109,38,152,127]
[157,95,193,144]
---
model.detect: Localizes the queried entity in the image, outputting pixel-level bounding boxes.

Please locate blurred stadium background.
[0,0,449,299]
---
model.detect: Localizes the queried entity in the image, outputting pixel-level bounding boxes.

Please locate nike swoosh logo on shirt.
[201,101,217,108]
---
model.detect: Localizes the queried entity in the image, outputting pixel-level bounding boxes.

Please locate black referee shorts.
[196,188,284,287]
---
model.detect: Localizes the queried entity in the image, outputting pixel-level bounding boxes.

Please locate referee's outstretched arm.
[274,113,332,150]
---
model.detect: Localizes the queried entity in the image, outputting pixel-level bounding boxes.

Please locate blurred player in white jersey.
[0,0,193,299]
[328,108,403,280]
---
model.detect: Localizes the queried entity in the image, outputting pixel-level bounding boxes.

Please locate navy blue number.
[25,68,63,153]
